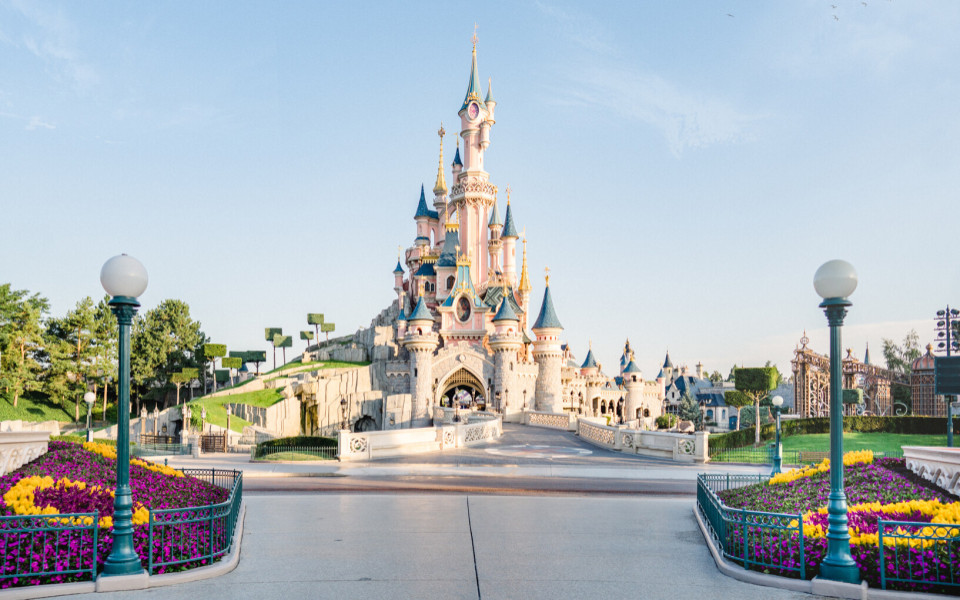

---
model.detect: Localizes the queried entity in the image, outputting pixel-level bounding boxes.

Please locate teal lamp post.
[813,259,861,584]
[100,254,148,577]
[770,395,784,476]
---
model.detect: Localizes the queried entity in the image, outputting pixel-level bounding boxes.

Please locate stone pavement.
[76,494,825,600]
[63,425,821,599]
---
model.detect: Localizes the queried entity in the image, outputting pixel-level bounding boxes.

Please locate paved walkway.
[78,494,823,600]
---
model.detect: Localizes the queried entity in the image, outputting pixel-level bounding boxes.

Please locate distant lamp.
[813,259,860,584]
[340,398,348,430]
[83,392,96,443]
[771,395,784,476]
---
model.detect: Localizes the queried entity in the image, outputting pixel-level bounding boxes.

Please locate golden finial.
[397,245,403,262]
[544,266,550,286]
[434,122,447,194]
[472,23,479,49]
[505,184,512,204]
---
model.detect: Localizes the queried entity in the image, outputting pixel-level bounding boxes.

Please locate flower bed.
[0,441,232,589]
[711,456,960,593]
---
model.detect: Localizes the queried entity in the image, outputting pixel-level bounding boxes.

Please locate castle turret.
[403,295,438,427]
[532,274,563,413]
[484,78,496,123]
[435,211,460,303]
[490,294,522,417]
[623,353,643,424]
[580,343,599,378]
[414,184,431,247]
[662,351,675,382]
[518,237,532,328]
[487,196,503,279]
[501,195,519,286]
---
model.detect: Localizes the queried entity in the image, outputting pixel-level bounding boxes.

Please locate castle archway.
[438,367,488,411]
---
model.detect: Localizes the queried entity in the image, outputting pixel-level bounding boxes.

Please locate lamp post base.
[819,560,860,584]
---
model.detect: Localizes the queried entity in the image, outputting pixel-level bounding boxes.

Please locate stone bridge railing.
[522,411,577,431]
[577,419,708,463]
[0,432,50,476]
[338,416,503,461]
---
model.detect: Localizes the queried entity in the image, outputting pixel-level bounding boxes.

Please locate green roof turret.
[532,275,563,330]
[501,200,519,238]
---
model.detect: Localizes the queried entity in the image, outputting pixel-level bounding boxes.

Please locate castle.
[366,39,666,430]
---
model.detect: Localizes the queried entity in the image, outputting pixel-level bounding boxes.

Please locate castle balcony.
[449,180,496,200]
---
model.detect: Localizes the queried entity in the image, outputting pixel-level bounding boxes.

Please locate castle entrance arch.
[438,368,488,411]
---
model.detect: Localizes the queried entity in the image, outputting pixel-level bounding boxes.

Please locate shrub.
[655,414,678,429]
[258,435,337,449]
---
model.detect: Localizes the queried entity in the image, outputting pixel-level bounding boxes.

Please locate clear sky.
[2,1,958,378]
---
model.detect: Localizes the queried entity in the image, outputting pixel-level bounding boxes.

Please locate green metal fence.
[133,443,193,458]
[697,474,806,579]
[709,446,801,465]
[251,444,337,461]
[0,512,99,585]
[878,520,960,592]
[147,468,243,574]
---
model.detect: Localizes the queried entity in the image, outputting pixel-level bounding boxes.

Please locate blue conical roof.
[864,343,871,365]
[461,46,484,111]
[656,369,665,379]
[414,184,430,218]
[397,308,406,321]
[393,260,404,275]
[663,351,673,369]
[452,146,462,167]
[408,297,434,322]
[493,297,520,322]
[488,199,502,227]
[502,202,518,238]
[532,284,562,330]
[624,360,642,375]
[485,78,495,104]
[581,349,598,369]
[437,226,460,267]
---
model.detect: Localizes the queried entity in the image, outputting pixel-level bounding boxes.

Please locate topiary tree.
[734,367,778,446]
[181,367,199,401]
[321,322,335,342]
[203,343,227,394]
[246,350,267,376]
[724,390,751,431]
[265,328,282,370]
[222,356,242,386]
[300,330,314,352]
[274,334,293,367]
[307,313,324,346]
[170,372,190,405]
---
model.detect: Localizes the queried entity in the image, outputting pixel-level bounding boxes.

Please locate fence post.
[147,510,155,574]
[741,508,749,570]
[798,512,805,580]
[878,520,886,590]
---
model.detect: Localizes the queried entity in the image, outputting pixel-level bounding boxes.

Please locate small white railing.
[0,432,50,476]
[903,446,960,496]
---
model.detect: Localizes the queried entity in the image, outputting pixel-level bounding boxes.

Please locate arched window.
[447,275,455,289]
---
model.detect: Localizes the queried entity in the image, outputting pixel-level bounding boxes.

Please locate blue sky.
[2,1,958,377]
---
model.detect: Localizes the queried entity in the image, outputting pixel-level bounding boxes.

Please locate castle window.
[447,275,455,289]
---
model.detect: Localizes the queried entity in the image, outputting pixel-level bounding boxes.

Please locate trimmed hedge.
[709,416,960,449]
[258,435,337,449]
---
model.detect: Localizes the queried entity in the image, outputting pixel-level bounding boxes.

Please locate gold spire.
[544,266,551,287]
[433,123,447,195]
[472,23,479,50]
[519,237,532,292]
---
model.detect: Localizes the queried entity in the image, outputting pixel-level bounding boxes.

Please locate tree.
[0,284,49,407]
[181,367,199,401]
[91,296,118,420]
[678,392,703,430]
[321,322,335,342]
[131,299,206,412]
[44,296,98,422]
[708,370,724,384]
[307,313,324,347]
[233,350,266,376]
[170,371,190,405]
[265,328,282,370]
[203,343,227,394]
[726,365,737,382]
[274,334,292,366]
[221,356,242,386]
[882,330,921,413]
[300,330,314,352]
[764,361,784,388]
[734,367,779,445]
[723,390,751,431]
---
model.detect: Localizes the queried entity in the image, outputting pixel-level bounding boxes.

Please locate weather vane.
[438,122,445,139]
[472,23,479,47]
[544,266,550,286]
[505,184,511,203]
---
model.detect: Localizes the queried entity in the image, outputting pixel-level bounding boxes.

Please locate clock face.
[467,102,480,120]
[456,296,472,322]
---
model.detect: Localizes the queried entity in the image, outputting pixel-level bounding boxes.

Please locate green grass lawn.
[187,388,285,433]
[780,432,947,455]
[262,359,370,376]
[257,450,335,462]
[711,432,948,463]
[0,394,77,423]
